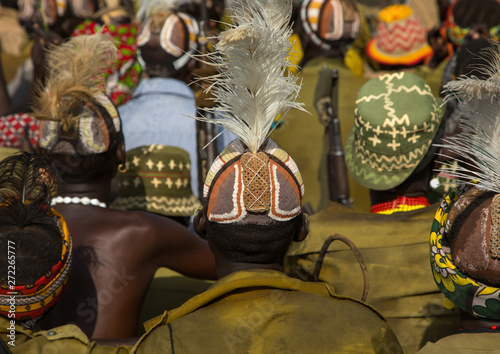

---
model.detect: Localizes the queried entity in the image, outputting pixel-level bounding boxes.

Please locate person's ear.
[193,207,208,238]
[116,142,126,165]
[294,213,309,242]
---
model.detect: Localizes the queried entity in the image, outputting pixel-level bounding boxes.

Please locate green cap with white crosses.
[344,72,442,190]
[111,144,201,216]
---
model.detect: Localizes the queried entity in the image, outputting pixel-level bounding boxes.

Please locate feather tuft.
[31,34,117,130]
[194,0,305,153]
[439,40,500,192]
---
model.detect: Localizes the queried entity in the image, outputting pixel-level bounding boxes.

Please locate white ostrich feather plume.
[438,40,500,193]
[197,0,305,153]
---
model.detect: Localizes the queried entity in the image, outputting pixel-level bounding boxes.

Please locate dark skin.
[193,210,309,279]
[40,144,217,339]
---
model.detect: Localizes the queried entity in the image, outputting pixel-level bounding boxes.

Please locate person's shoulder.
[10,324,90,353]
[103,209,182,237]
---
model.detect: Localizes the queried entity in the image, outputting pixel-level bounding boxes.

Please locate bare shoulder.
[103,208,191,240]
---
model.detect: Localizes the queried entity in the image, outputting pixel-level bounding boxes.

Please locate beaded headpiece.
[195,0,306,225]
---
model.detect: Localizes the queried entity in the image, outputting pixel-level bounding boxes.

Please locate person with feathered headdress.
[31,33,217,339]
[128,1,402,352]
[416,40,500,352]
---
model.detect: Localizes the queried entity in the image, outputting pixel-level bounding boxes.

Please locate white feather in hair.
[195,0,305,153]
[32,34,116,128]
[438,40,500,193]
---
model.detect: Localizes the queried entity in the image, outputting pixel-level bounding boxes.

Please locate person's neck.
[58,178,113,205]
[215,259,284,279]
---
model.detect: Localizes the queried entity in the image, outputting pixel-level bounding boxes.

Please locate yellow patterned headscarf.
[430,185,500,320]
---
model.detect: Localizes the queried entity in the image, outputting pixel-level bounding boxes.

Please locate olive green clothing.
[131,269,402,353]
[270,56,371,213]
[0,317,131,353]
[417,333,500,353]
[286,202,460,354]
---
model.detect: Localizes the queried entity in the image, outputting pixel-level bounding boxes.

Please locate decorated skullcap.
[444,0,500,47]
[72,18,142,106]
[366,4,432,66]
[0,208,72,325]
[33,34,124,157]
[430,185,500,320]
[345,72,442,190]
[111,145,201,217]
[18,0,68,27]
[300,0,360,50]
[0,113,39,149]
[38,93,123,156]
[136,8,199,75]
[203,139,304,225]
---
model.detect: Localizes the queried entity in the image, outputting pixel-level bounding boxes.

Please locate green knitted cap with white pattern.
[345,72,441,190]
[111,144,201,217]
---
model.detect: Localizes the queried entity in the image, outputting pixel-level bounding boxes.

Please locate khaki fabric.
[0,316,32,347]
[418,333,500,353]
[0,317,131,353]
[270,56,371,213]
[286,202,460,354]
[131,269,403,353]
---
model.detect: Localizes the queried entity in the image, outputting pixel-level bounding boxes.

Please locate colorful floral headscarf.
[72,19,142,106]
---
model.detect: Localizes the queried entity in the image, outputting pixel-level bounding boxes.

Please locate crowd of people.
[0,0,499,353]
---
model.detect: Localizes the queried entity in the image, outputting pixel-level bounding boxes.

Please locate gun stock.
[314,67,352,207]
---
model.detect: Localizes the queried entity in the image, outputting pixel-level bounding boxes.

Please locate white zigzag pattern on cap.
[113,196,200,215]
[356,142,431,171]
[356,73,437,131]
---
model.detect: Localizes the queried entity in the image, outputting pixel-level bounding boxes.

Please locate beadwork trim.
[51,196,107,208]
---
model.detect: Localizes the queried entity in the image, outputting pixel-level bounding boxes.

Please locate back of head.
[299,0,360,55]
[192,0,307,266]
[136,0,200,78]
[31,34,125,182]
[17,0,130,38]
[201,139,305,264]
[454,38,496,80]
[345,72,442,191]
[0,152,72,328]
[445,0,500,47]
[432,40,500,322]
